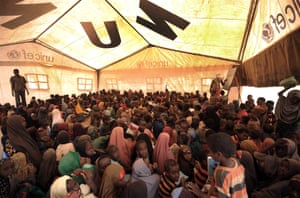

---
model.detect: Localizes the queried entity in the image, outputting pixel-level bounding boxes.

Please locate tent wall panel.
[237,28,300,87]
[0,65,96,105]
[99,65,231,94]
[0,0,299,104]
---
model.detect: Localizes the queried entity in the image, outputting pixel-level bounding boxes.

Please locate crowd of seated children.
[0,86,299,198]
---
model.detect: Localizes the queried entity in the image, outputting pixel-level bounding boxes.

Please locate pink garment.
[108,126,135,168]
[153,133,175,173]
[162,126,175,147]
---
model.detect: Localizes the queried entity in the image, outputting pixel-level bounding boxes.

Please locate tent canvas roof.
[0,0,299,85]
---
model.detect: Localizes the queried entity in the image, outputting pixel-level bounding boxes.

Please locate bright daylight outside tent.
[0,0,299,104]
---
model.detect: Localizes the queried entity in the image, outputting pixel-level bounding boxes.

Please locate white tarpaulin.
[0,0,299,104]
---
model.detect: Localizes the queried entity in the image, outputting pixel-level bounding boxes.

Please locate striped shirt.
[194,164,208,189]
[159,173,177,198]
[213,158,248,198]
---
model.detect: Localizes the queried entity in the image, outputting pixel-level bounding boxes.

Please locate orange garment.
[212,158,248,198]
[75,103,85,114]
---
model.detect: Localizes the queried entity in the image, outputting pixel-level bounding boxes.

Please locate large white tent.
[0,0,299,104]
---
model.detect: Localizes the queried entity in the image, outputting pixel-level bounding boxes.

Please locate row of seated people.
[0,87,300,197]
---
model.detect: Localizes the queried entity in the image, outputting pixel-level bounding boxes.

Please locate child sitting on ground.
[159,158,194,198]
[131,139,160,198]
[193,149,209,191]
[106,145,131,181]
[159,159,182,198]
[134,139,158,172]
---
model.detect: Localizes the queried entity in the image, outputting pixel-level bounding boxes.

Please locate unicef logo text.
[262,23,274,43]
[6,49,54,62]
[7,50,21,59]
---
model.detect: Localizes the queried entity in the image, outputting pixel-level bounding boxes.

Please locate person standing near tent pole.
[209,74,225,97]
[10,68,29,107]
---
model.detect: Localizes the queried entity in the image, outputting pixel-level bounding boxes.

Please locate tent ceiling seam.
[154,45,241,64]
[99,45,150,71]
[238,0,259,62]
[0,39,35,47]
[35,0,82,41]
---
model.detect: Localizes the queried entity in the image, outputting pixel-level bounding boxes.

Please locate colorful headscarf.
[162,126,175,146]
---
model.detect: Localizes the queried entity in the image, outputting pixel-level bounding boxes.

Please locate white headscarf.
[50,175,71,198]
[52,108,64,127]
[56,142,76,161]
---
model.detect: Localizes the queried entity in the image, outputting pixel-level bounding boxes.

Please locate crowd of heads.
[0,88,300,198]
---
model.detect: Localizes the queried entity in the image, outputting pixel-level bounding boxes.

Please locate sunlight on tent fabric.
[0,43,94,71]
[99,47,236,93]
[243,0,300,61]
[39,0,148,69]
[0,0,299,106]
[108,0,252,61]
[101,47,237,71]
[0,42,96,104]
[0,0,78,45]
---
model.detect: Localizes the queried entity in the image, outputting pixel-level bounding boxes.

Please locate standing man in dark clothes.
[10,68,29,107]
